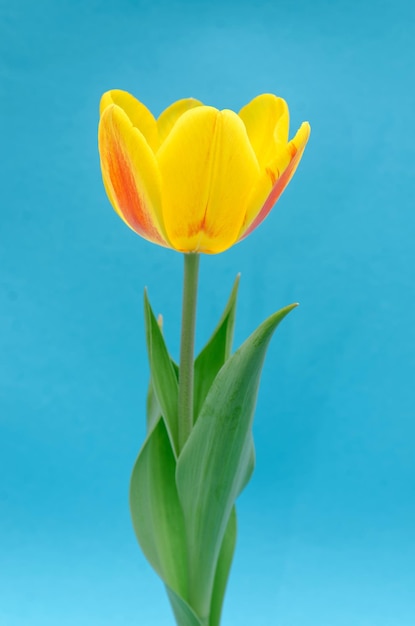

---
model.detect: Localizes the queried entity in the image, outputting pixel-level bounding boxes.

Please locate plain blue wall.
[1,0,414,624]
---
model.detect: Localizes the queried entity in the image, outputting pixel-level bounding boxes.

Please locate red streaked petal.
[238,122,310,241]
[99,104,168,247]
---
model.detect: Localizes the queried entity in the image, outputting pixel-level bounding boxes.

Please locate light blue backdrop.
[1,0,414,624]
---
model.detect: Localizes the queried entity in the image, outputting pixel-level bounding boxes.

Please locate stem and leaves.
[130,257,297,626]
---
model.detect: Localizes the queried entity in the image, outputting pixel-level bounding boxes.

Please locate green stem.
[178,253,200,451]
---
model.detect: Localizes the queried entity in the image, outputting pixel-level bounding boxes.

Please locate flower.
[98,90,310,254]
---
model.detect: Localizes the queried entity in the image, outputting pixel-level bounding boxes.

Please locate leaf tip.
[284,302,299,315]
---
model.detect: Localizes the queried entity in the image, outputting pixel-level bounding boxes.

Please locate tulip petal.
[100,90,159,152]
[157,106,260,254]
[98,104,168,246]
[157,98,203,144]
[238,122,311,241]
[238,94,289,168]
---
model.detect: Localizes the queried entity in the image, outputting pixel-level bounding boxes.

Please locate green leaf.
[144,290,179,455]
[176,303,298,621]
[194,275,240,422]
[130,417,188,600]
[209,506,237,626]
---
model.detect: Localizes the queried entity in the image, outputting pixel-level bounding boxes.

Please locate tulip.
[98,88,310,626]
[98,90,310,254]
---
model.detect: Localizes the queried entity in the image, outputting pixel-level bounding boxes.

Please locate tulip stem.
[178,253,200,451]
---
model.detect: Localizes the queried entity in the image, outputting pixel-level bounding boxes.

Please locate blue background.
[1,0,414,624]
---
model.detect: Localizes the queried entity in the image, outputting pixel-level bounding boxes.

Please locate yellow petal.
[238,94,289,168]
[98,104,168,247]
[238,122,311,241]
[157,98,203,144]
[157,106,260,254]
[100,90,159,152]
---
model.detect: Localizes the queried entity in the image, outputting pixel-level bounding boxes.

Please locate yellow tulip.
[98,90,310,254]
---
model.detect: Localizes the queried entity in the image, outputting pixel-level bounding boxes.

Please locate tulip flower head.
[98,90,310,254]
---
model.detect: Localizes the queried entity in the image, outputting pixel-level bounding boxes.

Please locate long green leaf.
[144,290,179,455]
[193,275,239,422]
[176,304,297,620]
[130,417,188,600]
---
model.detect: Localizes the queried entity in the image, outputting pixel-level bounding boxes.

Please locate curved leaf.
[176,303,297,620]
[130,417,188,599]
